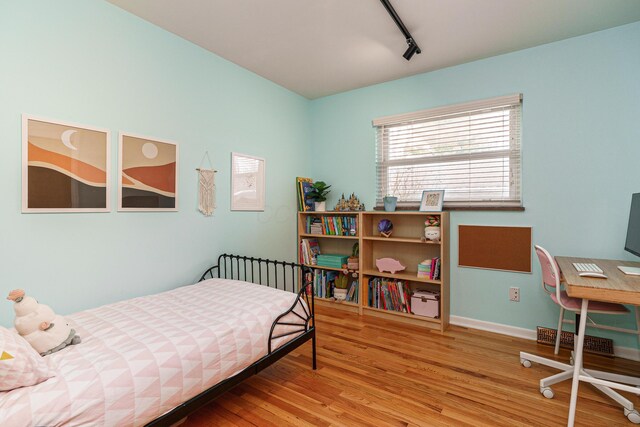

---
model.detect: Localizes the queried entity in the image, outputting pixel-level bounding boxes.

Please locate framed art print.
[22,115,110,213]
[231,152,265,211]
[419,190,445,212]
[118,133,178,211]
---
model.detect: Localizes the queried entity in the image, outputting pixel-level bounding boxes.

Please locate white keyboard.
[573,262,603,274]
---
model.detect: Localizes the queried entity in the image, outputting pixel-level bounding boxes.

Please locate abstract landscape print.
[22,116,110,212]
[119,134,178,211]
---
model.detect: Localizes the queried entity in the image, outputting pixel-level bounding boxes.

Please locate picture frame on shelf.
[231,152,265,211]
[22,115,110,213]
[419,190,444,212]
[118,133,178,212]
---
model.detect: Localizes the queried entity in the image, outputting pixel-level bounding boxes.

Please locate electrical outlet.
[509,287,520,302]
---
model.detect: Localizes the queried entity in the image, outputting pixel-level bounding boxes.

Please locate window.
[374,94,522,208]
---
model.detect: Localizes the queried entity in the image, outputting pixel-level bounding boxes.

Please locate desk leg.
[567,299,589,427]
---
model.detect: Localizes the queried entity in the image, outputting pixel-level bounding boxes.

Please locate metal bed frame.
[146,254,315,426]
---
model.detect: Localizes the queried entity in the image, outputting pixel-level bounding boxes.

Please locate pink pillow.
[0,327,54,391]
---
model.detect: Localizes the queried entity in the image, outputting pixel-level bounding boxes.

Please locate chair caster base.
[540,386,554,399]
[521,358,532,368]
[625,408,640,424]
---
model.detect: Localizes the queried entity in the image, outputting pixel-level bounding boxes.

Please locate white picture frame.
[231,152,265,211]
[22,114,110,213]
[419,190,444,212]
[118,133,179,212]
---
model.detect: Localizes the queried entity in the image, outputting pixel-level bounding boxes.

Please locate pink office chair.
[520,245,640,423]
[537,245,630,356]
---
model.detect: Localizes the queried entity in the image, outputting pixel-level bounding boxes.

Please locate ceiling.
[107,0,640,99]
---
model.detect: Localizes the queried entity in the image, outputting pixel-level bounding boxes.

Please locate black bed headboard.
[199,253,307,294]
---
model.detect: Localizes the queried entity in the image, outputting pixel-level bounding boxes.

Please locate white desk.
[557,257,640,426]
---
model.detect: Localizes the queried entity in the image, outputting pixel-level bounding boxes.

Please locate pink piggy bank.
[376,258,406,274]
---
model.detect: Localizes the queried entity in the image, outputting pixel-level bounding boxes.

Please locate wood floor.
[184,306,640,426]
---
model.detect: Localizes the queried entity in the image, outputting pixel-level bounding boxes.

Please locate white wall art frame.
[231,152,265,211]
[22,114,110,213]
[118,132,179,212]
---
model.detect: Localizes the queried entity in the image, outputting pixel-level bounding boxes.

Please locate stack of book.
[308,217,323,234]
[368,277,412,314]
[418,257,441,280]
[316,254,348,268]
[417,261,431,278]
[299,238,321,265]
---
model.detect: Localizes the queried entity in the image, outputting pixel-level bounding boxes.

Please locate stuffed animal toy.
[6,289,81,356]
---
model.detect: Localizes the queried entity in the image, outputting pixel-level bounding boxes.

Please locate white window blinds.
[374,94,522,208]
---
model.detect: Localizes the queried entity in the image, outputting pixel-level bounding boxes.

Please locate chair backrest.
[535,245,561,290]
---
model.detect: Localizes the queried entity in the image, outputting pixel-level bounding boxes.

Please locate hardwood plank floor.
[184,306,640,426]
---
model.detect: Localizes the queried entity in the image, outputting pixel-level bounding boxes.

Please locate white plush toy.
[7,289,81,356]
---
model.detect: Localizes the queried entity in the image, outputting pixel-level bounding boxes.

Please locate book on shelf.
[300,238,321,265]
[305,215,357,236]
[430,257,441,280]
[346,280,358,303]
[312,269,337,299]
[311,269,358,302]
[368,277,412,314]
[296,177,314,212]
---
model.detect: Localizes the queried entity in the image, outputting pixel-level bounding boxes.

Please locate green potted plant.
[333,273,349,301]
[308,181,331,211]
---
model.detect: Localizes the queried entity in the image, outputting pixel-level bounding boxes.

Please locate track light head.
[402,38,421,61]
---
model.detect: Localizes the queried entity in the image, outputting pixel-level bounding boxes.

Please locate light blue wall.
[309,22,640,347]
[0,1,310,326]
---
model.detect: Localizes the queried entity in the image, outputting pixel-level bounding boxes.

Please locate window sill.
[374,205,525,212]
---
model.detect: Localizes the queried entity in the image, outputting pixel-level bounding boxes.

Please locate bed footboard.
[147,254,316,426]
[200,253,315,363]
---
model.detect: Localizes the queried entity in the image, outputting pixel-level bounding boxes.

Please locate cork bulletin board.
[458,225,532,273]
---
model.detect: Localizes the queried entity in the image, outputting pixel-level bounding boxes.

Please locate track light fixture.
[380,0,421,61]
[403,38,421,61]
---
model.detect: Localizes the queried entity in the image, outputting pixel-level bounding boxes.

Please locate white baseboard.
[450,315,640,361]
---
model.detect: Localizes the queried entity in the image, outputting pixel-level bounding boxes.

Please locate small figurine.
[335,193,365,211]
[334,193,348,211]
[378,219,393,238]
[347,193,361,211]
[376,258,406,274]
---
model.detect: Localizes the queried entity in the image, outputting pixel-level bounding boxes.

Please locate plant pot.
[347,257,359,270]
[383,196,398,212]
[424,226,441,242]
[314,201,326,212]
[334,288,347,301]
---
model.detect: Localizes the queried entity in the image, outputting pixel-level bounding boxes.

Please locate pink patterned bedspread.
[0,279,308,426]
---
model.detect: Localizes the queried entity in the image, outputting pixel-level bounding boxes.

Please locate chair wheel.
[540,387,554,399]
[625,408,640,424]
[521,358,532,368]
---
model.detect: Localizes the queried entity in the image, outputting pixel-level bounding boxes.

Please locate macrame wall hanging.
[196,152,217,216]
